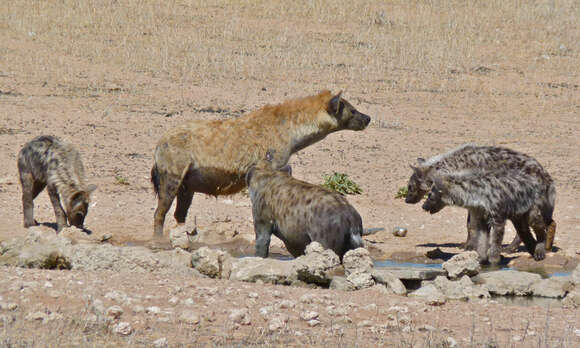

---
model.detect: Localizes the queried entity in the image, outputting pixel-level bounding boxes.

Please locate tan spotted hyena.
[246,152,364,259]
[18,136,96,232]
[151,91,371,238]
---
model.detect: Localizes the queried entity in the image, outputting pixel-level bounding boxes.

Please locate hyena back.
[406,144,556,251]
[151,90,371,238]
[422,168,553,265]
[18,136,96,231]
[245,154,364,259]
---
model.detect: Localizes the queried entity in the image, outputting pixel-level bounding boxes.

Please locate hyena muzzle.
[151,90,371,239]
[18,136,96,232]
[406,144,556,252]
[245,152,364,260]
[422,168,553,265]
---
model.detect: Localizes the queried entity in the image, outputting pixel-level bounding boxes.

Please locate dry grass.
[1,0,578,97]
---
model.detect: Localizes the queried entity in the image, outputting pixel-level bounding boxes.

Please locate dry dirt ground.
[0,1,579,347]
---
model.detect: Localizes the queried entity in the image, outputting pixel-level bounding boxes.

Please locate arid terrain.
[1,1,579,347]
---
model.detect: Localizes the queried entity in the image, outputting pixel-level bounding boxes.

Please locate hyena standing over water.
[405,144,556,252]
[246,152,364,259]
[151,91,371,239]
[422,168,555,265]
[18,136,96,232]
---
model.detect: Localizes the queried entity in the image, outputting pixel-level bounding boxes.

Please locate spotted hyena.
[151,90,371,239]
[405,144,556,252]
[245,152,364,259]
[18,136,97,232]
[422,168,555,265]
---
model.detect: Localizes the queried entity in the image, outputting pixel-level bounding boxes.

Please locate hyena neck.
[289,121,335,153]
[50,167,88,205]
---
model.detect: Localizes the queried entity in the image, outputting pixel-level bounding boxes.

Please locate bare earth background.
[0,1,579,347]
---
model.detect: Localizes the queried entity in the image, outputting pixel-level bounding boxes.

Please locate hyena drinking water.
[422,168,554,265]
[151,90,371,239]
[405,144,556,252]
[18,136,96,232]
[246,152,364,259]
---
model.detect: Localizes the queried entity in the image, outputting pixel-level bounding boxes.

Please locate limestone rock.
[228,257,297,285]
[531,277,573,298]
[476,270,542,296]
[294,242,341,286]
[371,269,407,295]
[343,248,374,276]
[442,251,480,279]
[191,247,232,279]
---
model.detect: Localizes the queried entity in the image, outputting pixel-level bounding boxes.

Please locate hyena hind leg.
[153,173,181,239]
[47,184,67,232]
[174,183,194,224]
[20,172,46,228]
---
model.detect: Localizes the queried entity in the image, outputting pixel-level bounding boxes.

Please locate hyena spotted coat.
[18,136,96,232]
[422,168,554,265]
[151,91,371,238]
[405,144,556,252]
[246,155,364,259]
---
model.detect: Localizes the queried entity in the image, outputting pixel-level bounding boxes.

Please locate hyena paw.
[534,244,546,261]
[502,244,519,253]
[23,220,39,228]
[487,247,501,266]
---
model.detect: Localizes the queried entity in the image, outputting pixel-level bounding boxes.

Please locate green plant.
[395,186,408,199]
[114,175,130,186]
[322,172,362,195]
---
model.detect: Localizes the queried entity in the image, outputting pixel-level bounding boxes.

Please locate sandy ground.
[1,1,579,346]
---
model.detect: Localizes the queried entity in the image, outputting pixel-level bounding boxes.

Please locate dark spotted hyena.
[151,91,371,239]
[245,154,364,260]
[406,144,556,252]
[422,168,554,265]
[18,136,96,232]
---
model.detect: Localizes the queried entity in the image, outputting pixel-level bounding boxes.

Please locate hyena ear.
[409,165,422,178]
[329,91,343,115]
[278,164,292,176]
[417,158,425,165]
[264,149,275,162]
[86,184,97,195]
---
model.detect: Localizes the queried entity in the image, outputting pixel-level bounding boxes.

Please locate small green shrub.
[114,175,130,186]
[395,186,408,199]
[322,172,362,195]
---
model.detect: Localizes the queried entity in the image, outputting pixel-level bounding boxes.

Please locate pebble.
[153,338,168,348]
[392,226,408,237]
[300,311,319,321]
[113,322,133,335]
[106,305,124,319]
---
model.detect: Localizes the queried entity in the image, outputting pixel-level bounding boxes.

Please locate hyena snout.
[422,192,445,214]
[347,111,371,131]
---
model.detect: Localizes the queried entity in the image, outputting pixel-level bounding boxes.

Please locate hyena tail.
[348,232,364,250]
[151,163,160,196]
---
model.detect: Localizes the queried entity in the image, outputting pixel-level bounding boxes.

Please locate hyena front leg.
[488,218,506,266]
[254,220,273,258]
[19,172,45,227]
[475,219,490,264]
[511,215,538,260]
[528,206,547,261]
[47,184,67,231]
[463,210,478,250]
[153,172,181,239]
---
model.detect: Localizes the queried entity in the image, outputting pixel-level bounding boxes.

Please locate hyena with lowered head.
[151,90,371,239]
[405,144,556,252]
[422,168,555,265]
[245,152,364,259]
[18,136,96,232]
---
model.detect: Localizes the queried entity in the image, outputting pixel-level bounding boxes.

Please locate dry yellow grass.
[1,0,578,95]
